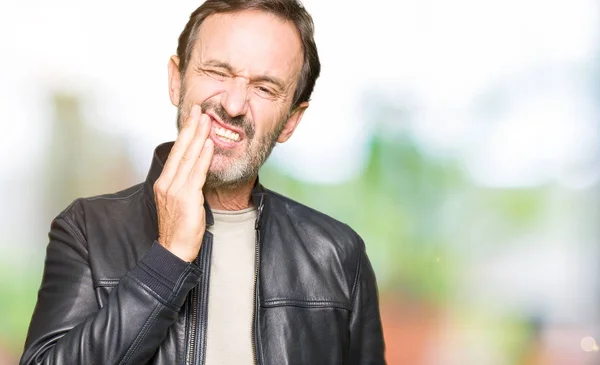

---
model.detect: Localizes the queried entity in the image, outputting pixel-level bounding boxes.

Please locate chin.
[209,154,233,171]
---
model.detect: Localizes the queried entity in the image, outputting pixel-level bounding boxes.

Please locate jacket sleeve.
[19,214,202,365]
[348,238,387,364]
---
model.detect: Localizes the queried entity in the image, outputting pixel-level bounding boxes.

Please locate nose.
[220,77,249,118]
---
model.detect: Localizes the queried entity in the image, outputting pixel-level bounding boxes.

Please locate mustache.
[201,101,255,140]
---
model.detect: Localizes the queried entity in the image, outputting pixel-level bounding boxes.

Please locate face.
[169,10,308,189]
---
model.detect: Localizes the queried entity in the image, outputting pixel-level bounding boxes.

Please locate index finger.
[189,137,214,189]
[161,104,201,181]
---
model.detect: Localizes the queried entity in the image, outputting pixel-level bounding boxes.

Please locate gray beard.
[176,97,286,190]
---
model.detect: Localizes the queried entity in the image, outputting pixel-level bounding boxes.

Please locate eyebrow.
[202,59,287,92]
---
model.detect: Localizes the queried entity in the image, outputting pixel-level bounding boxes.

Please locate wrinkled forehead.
[193,10,304,87]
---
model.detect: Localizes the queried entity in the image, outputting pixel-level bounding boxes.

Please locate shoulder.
[264,187,365,251]
[56,182,148,238]
[60,182,146,217]
[262,188,367,301]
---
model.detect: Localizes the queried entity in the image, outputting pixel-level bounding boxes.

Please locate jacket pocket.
[259,300,351,365]
[94,279,120,308]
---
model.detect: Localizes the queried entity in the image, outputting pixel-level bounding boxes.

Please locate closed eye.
[204,69,229,80]
[255,85,276,97]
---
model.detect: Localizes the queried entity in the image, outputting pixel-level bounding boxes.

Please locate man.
[20,1,386,364]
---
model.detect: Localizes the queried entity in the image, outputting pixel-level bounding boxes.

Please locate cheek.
[248,99,289,137]
[183,76,226,105]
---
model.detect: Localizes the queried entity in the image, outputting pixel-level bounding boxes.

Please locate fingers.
[190,138,214,188]
[160,105,201,183]
[171,113,212,188]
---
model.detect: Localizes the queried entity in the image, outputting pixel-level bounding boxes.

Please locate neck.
[203,177,256,211]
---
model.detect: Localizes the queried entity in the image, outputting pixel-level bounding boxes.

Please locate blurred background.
[1,0,599,364]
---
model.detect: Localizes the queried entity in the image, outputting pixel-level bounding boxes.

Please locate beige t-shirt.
[205,207,257,365]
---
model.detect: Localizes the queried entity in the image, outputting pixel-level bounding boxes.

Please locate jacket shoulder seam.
[83,185,144,202]
[56,214,87,248]
[349,244,363,309]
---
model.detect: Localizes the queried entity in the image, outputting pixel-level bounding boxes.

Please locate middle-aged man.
[20,1,386,364]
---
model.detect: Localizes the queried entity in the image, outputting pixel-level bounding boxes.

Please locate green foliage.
[262,132,548,307]
[0,262,42,353]
[261,135,466,304]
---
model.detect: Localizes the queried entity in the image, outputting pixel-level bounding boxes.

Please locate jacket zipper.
[188,201,261,365]
[185,287,198,365]
[186,234,213,365]
[252,198,264,365]
[251,228,260,365]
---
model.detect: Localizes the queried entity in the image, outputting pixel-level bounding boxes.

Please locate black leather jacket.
[20,142,386,365]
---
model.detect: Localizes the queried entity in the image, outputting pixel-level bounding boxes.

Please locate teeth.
[214,126,240,142]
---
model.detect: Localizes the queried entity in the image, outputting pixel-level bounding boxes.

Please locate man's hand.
[153,105,214,262]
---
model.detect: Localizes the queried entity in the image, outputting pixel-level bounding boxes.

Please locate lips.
[206,112,245,148]
[213,124,240,142]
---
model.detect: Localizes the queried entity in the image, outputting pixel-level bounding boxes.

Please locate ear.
[168,55,182,107]
[277,102,309,143]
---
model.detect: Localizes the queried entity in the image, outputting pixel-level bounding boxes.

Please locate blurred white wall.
[1,1,599,363]
[1,0,598,185]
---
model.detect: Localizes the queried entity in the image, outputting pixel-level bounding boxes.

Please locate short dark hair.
[176,0,321,110]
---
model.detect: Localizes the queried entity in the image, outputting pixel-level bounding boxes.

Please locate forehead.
[194,10,303,84]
